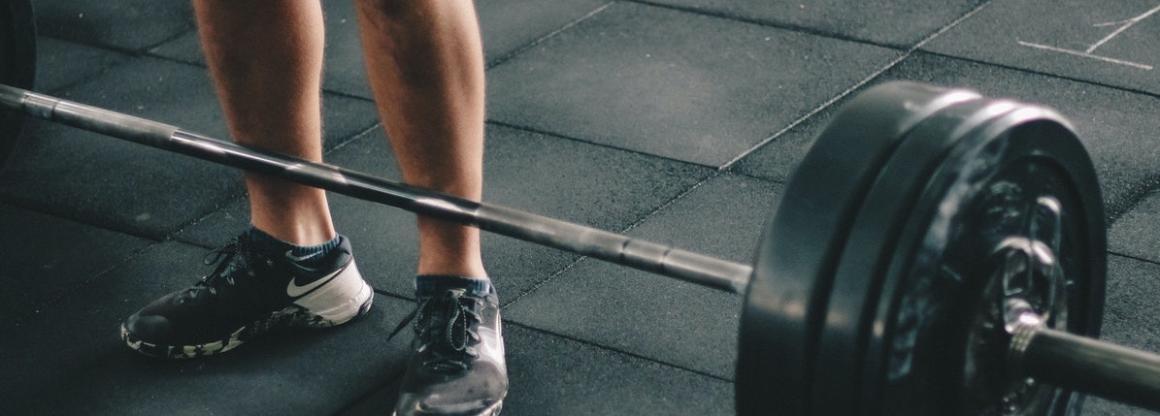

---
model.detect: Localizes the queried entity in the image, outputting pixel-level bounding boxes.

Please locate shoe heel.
[293,261,374,327]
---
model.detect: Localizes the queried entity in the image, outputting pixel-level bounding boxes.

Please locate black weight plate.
[0,0,36,172]
[811,93,1019,416]
[860,100,1104,415]
[736,82,982,416]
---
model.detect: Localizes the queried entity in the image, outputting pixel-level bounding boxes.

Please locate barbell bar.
[0,83,752,295]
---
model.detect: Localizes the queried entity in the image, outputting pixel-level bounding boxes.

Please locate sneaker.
[120,232,374,359]
[392,277,508,416]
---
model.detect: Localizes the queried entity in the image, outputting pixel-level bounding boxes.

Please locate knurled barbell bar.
[3,2,1160,415]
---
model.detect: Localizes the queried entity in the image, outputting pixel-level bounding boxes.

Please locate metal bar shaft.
[0,84,752,294]
[1011,324,1160,412]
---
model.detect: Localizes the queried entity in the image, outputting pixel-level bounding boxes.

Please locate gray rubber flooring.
[2,0,1159,415]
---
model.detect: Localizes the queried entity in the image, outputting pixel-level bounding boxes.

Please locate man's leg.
[355,0,486,278]
[119,1,373,360]
[355,1,506,415]
[195,0,334,245]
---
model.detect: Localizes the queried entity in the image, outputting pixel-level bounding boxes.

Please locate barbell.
[3,1,1160,415]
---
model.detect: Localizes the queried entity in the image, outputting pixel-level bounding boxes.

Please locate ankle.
[415,220,485,276]
[415,258,487,278]
[415,275,491,296]
[246,180,336,245]
[247,226,343,265]
[249,216,336,246]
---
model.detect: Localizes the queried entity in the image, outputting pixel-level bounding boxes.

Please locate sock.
[416,275,491,297]
[246,227,342,266]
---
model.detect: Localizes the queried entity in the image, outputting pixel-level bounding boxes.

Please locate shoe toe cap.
[395,392,502,416]
[395,368,508,416]
[124,312,173,342]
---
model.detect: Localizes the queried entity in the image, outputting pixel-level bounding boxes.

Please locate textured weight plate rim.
[809,96,1021,416]
[0,0,36,172]
[735,82,981,416]
[864,105,1105,415]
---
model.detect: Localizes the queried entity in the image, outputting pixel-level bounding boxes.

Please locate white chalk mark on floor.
[1017,41,1154,70]
[1015,4,1159,71]
[1087,4,1160,53]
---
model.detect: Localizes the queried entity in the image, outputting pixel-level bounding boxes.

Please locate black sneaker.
[120,232,374,359]
[392,277,508,416]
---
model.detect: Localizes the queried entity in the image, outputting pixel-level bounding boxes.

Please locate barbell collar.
[0,84,752,294]
[1010,323,1160,412]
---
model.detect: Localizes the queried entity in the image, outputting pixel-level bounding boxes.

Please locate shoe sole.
[391,399,504,416]
[122,262,374,360]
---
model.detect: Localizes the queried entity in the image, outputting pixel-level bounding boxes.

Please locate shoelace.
[388,289,484,372]
[182,240,246,299]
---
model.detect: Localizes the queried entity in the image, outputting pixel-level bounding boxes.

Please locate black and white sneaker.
[120,232,374,359]
[392,277,508,416]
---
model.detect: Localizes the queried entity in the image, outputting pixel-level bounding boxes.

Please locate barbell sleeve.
[1010,324,1160,412]
[0,84,752,294]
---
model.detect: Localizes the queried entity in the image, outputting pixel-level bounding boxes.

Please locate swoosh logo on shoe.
[286,266,345,298]
[285,249,323,263]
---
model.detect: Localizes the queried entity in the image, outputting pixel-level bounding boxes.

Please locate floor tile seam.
[618,170,720,234]
[1105,178,1160,224]
[138,50,204,69]
[484,1,616,70]
[156,190,250,246]
[719,0,996,170]
[500,169,720,308]
[42,60,136,96]
[139,25,201,62]
[38,33,174,58]
[622,0,912,50]
[140,25,200,53]
[25,35,135,95]
[499,254,586,308]
[371,288,411,301]
[1108,251,1160,268]
[916,50,1160,101]
[33,28,197,92]
[483,120,718,170]
[39,30,195,63]
[716,62,894,170]
[325,120,383,154]
[502,319,735,382]
[319,88,376,103]
[720,169,786,186]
